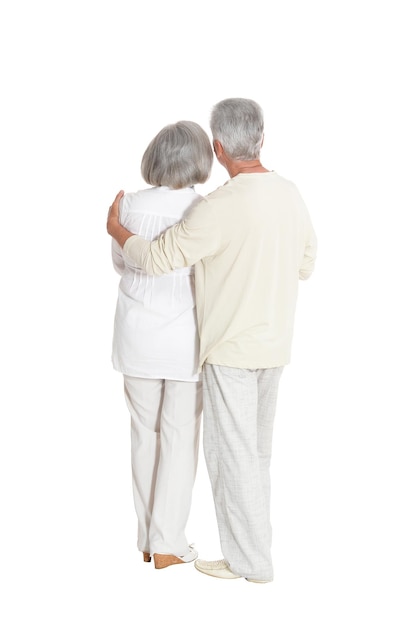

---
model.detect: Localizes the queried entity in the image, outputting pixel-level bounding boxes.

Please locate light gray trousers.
[202,364,283,581]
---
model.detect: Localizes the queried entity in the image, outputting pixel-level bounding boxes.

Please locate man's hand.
[107,190,124,235]
[107,190,135,248]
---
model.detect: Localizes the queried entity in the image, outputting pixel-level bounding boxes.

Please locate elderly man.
[107,97,317,583]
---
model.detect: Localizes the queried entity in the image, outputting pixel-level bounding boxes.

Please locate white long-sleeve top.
[123,172,318,369]
[111,186,203,381]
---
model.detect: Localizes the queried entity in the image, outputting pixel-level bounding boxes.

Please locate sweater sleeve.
[288,182,317,281]
[123,198,219,276]
[299,217,318,280]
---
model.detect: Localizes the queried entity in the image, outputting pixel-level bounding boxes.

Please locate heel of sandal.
[153,553,184,569]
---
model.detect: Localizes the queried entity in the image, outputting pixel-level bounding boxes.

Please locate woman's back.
[111,186,203,381]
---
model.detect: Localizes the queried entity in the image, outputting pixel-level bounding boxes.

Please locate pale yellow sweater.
[123,172,317,369]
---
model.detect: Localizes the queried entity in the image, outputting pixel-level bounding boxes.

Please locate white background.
[1,1,416,624]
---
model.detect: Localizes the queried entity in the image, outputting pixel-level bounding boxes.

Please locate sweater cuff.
[123,235,149,268]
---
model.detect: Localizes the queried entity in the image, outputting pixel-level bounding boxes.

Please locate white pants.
[202,364,284,582]
[123,375,202,556]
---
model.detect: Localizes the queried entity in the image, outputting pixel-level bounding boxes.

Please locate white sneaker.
[194,558,241,579]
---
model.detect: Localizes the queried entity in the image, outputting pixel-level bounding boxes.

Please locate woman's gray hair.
[210,98,264,160]
[141,121,213,189]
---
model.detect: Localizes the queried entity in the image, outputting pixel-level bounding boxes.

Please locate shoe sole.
[246,579,270,583]
[194,563,241,579]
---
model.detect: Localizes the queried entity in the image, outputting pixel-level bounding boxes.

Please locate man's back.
[189,171,317,368]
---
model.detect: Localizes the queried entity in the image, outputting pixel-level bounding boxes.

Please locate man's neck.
[227,159,269,177]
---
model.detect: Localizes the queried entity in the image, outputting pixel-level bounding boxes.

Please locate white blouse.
[111,186,203,381]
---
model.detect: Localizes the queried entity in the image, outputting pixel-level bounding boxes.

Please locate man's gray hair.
[141,121,213,189]
[210,98,264,160]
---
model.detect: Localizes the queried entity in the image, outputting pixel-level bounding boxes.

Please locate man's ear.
[213,139,223,158]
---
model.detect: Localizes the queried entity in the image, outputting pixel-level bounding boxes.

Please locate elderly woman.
[111,121,213,569]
